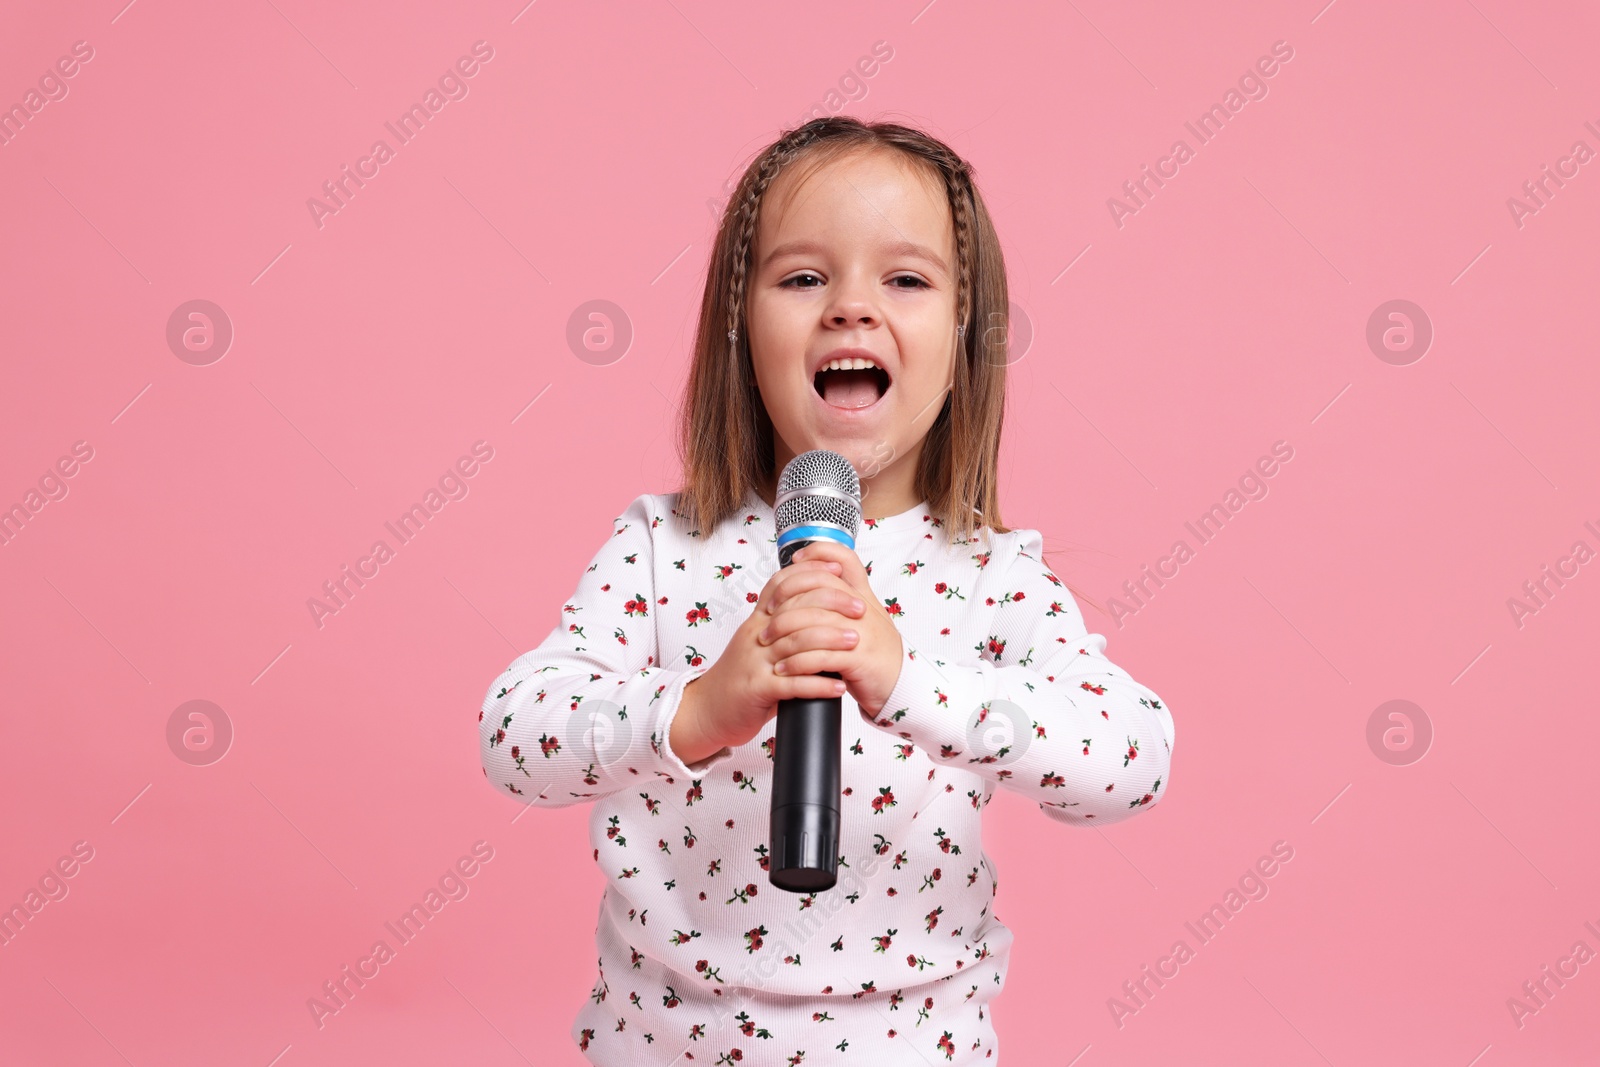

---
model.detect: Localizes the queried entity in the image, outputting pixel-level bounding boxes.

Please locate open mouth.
[813,365,891,409]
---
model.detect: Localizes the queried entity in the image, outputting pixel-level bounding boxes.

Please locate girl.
[479,116,1176,1065]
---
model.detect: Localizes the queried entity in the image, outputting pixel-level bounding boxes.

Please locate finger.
[756,560,841,614]
[764,617,860,658]
[758,604,862,645]
[764,566,858,615]
[793,542,873,601]
[774,673,849,699]
[772,647,855,678]
[764,577,865,621]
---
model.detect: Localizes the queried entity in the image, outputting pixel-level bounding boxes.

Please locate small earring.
[956,325,966,338]
[728,328,739,344]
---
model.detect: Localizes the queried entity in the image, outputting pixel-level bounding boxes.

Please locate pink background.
[2,1,1597,1064]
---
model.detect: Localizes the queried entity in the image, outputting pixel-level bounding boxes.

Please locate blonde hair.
[674,116,1013,547]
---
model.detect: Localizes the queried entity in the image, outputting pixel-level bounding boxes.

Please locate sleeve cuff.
[653,665,736,779]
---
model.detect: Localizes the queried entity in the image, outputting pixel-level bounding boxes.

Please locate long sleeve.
[865,529,1175,826]
[478,492,736,808]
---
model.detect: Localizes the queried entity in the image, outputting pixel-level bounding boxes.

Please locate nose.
[824,274,880,329]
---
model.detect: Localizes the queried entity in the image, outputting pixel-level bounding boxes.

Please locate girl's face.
[746,148,958,512]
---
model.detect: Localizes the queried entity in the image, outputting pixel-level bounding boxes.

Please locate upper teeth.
[820,357,879,372]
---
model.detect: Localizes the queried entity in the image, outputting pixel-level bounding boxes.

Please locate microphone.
[768,449,861,893]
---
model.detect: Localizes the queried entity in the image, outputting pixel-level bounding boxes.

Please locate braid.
[946,160,977,350]
[724,123,830,351]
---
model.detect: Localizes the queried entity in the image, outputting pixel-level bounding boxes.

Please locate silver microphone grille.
[774,449,861,539]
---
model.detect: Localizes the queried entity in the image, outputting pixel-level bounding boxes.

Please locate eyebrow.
[759,238,949,275]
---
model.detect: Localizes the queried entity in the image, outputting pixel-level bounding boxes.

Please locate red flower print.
[685,602,711,626]
[623,594,649,617]
[1081,681,1107,695]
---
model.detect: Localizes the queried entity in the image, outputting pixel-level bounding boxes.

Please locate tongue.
[822,369,880,408]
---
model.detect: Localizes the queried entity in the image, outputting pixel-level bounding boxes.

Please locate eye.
[779,272,823,289]
[891,275,931,289]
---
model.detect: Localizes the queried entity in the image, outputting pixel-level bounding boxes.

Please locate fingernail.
[774,660,787,674]
[841,630,858,642]
[850,598,864,612]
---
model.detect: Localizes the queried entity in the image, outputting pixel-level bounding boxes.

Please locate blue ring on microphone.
[776,525,856,551]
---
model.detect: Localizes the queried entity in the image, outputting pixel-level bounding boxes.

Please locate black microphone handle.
[769,676,842,892]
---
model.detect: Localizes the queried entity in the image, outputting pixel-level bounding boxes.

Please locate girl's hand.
[681,557,868,754]
[760,540,904,718]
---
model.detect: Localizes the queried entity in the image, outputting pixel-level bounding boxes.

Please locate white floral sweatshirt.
[478,488,1175,1065]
